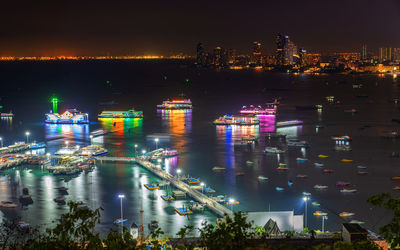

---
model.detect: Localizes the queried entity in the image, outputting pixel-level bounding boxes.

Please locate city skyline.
[1,0,400,56]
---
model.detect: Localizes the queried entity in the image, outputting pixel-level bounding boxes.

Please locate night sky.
[1,0,400,56]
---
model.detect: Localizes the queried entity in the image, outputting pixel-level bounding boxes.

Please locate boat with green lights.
[98,108,143,118]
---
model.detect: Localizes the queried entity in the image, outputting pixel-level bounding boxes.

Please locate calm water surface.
[0,60,399,235]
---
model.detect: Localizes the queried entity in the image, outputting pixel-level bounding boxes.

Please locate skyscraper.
[361,45,367,60]
[393,48,400,62]
[251,41,262,65]
[275,34,298,66]
[196,43,207,66]
[379,47,392,62]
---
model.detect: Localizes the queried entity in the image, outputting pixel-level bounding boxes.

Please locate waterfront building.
[251,41,262,65]
[361,45,367,60]
[379,47,392,62]
[245,211,304,232]
[196,43,207,66]
[393,48,400,62]
[275,34,298,66]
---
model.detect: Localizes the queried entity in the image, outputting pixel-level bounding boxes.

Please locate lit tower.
[51,97,59,113]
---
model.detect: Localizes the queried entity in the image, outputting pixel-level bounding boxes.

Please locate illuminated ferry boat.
[240,101,278,116]
[157,98,192,110]
[0,112,14,118]
[98,108,143,118]
[45,109,89,124]
[79,145,108,157]
[276,120,303,127]
[213,114,259,126]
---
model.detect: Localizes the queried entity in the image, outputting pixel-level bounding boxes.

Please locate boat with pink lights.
[157,98,192,110]
[240,101,277,116]
[213,114,259,126]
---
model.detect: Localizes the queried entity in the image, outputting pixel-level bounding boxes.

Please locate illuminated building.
[251,41,262,65]
[98,109,143,118]
[213,46,227,67]
[45,109,89,124]
[298,48,307,67]
[379,47,392,62]
[275,34,298,66]
[393,48,400,62]
[361,45,367,60]
[196,43,207,66]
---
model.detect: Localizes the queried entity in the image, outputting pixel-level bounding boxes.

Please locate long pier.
[95,155,232,217]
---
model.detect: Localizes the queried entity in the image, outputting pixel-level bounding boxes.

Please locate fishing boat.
[275,187,285,191]
[276,166,289,171]
[235,172,245,176]
[313,211,327,216]
[257,176,269,181]
[212,166,226,172]
[279,163,287,167]
[98,108,143,118]
[264,147,286,154]
[323,169,334,173]
[314,163,324,167]
[144,184,160,190]
[246,161,254,166]
[341,159,353,163]
[318,154,329,158]
[0,201,17,208]
[357,171,368,175]
[332,135,352,141]
[302,192,311,196]
[157,99,192,110]
[357,165,367,169]
[312,202,320,206]
[161,195,175,201]
[287,139,309,147]
[296,157,308,162]
[339,212,355,217]
[392,176,400,180]
[296,174,308,179]
[314,185,328,190]
[336,181,350,187]
[114,218,128,225]
[349,220,365,224]
[340,189,357,193]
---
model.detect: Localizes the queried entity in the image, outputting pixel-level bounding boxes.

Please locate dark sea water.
[0,60,399,236]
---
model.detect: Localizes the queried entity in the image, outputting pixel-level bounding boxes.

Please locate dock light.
[118,194,125,236]
[177,169,181,178]
[201,182,205,193]
[154,138,159,149]
[134,144,138,155]
[142,149,146,155]
[157,158,162,163]
[25,131,30,143]
[229,198,236,212]
[303,196,309,229]
[0,137,2,148]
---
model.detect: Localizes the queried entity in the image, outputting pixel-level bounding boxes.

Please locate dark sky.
[1,0,400,56]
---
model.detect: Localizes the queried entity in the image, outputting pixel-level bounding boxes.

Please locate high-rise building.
[213,46,227,67]
[379,47,392,62]
[393,48,400,62]
[196,43,207,66]
[251,41,262,65]
[298,48,307,67]
[361,45,367,60]
[275,34,298,66]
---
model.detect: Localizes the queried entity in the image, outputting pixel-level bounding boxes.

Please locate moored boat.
[257,176,268,181]
[275,187,284,191]
[336,181,350,187]
[341,159,353,163]
[339,212,355,217]
[318,154,329,158]
[296,174,308,179]
[313,211,328,216]
[392,176,400,180]
[312,202,320,206]
[323,169,334,174]
[264,147,286,154]
[340,188,357,193]
[212,166,226,172]
[276,166,289,171]
[314,163,324,167]
[296,157,308,162]
[314,185,328,190]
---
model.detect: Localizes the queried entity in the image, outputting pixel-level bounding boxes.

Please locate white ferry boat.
[79,145,108,157]
[213,114,259,126]
[157,99,192,109]
[45,109,89,124]
[98,108,143,118]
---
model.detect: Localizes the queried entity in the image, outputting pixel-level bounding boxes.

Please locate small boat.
[357,171,368,175]
[341,159,353,163]
[313,211,327,216]
[288,180,293,186]
[314,163,324,167]
[257,176,269,181]
[18,221,30,228]
[287,139,309,147]
[314,185,328,190]
[212,166,226,172]
[0,201,17,208]
[296,174,308,179]
[357,165,367,169]
[393,186,400,190]
[161,195,175,201]
[336,181,350,187]
[302,192,311,196]
[204,187,216,193]
[275,187,284,191]
[246,161,254,166]
[264,147,286,154]
[189,202,206,212]
[331,135,352,141]
[279,163,287,167]
[144,184,160,190]
[276,166,289,171]
[340,189,357,193]
[296,157,308,162]
[323,169,334,173]
[312,202,320,207]
[318,154,329,158]
[53,197,66,204]
[236,172,245,176]
[339,212,355,217]
[349,220,365,224]
[114,218,128,225]
[392,176,400,180]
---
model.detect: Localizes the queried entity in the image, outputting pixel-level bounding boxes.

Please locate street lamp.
[229,198,235,212]
[177,169,181,179]
[0,137,3,148]
[303,196,309,229]
[118,194,125,235]
[90,135,93,142]
[200,182,205,193]
[142,149,146,155]
[25,131,30,144]
[134,144,138,155]
[322,216,328,232]
[154,138,159,150]
[65,141,69,148]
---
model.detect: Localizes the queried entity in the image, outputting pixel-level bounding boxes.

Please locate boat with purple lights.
[213,114,259,126]
[240,101,277,116]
